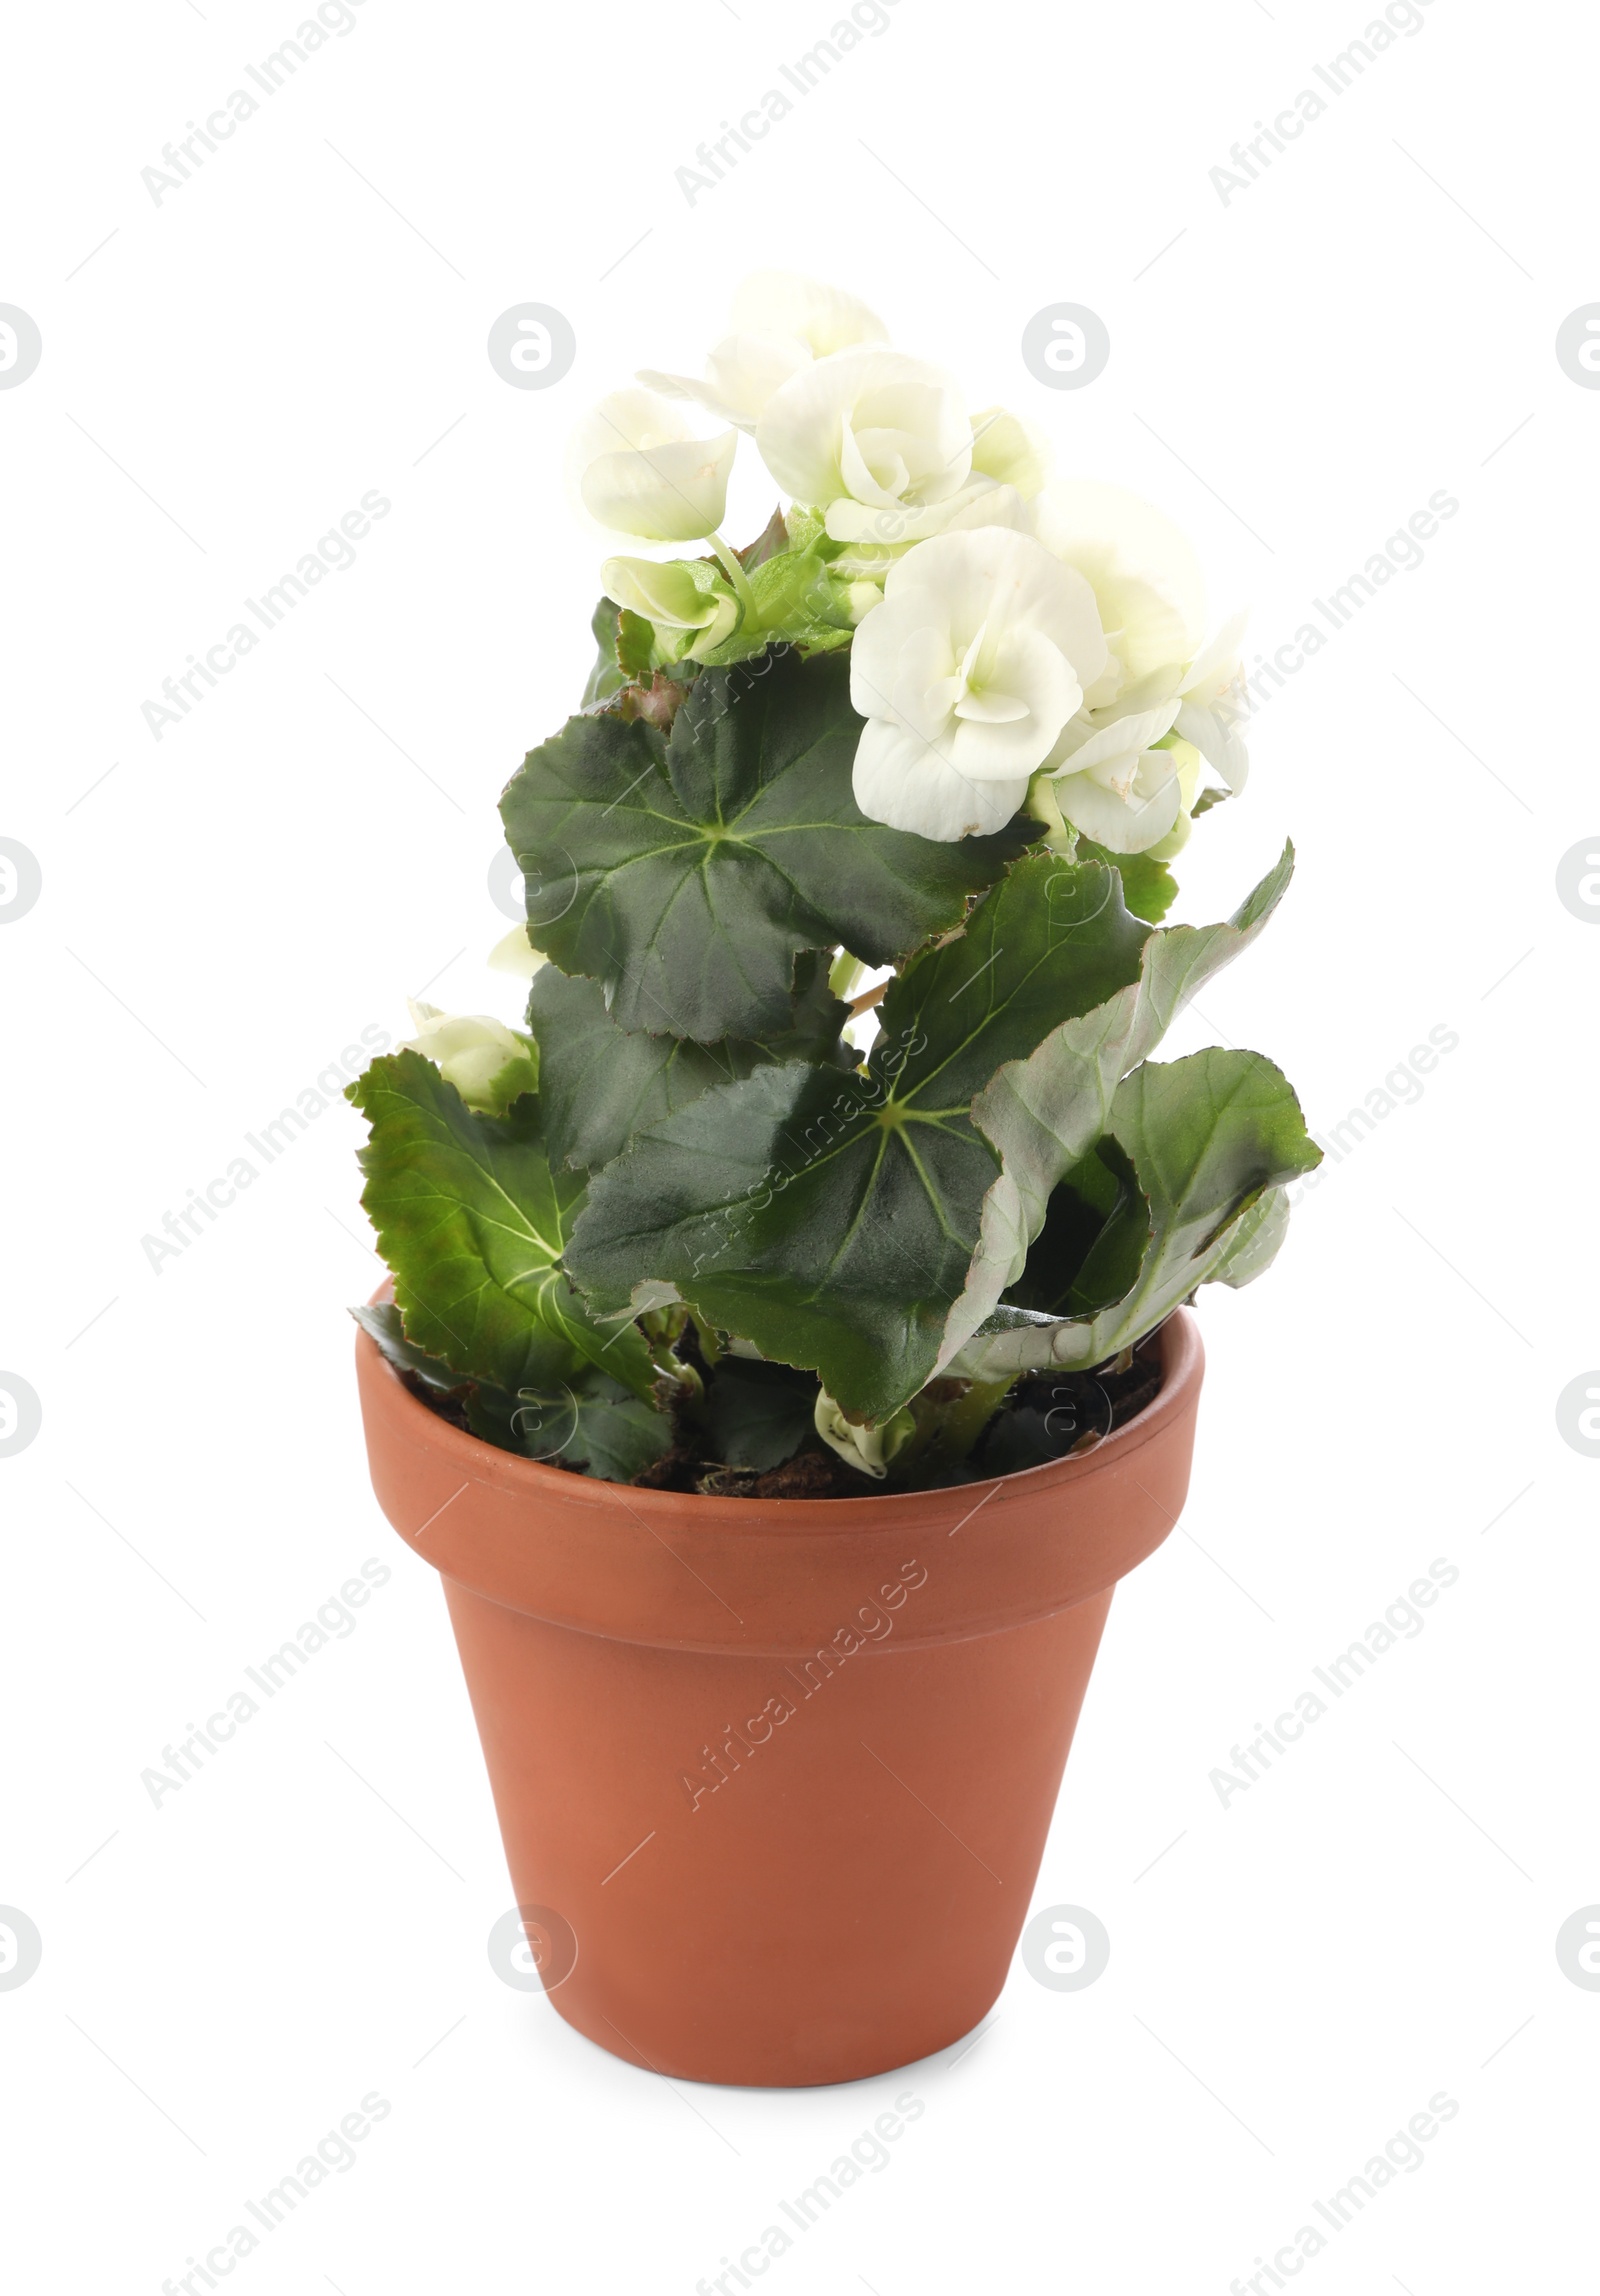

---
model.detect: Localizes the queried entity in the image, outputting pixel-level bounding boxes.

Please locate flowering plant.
[349,273,1318,1492]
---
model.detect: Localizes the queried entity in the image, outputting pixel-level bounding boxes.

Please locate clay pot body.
[356,1309,1203,2087]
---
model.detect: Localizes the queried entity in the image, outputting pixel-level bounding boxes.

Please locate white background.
[3,0,1597,2289]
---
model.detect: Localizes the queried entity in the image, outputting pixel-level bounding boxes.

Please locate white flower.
[1033,478,1207,707]
[401,1001,538,1112]
[757,349,982,548]
[1035,702,1185,855]
[568,388,736,543]
[1031,480,1252,842]
[601,555,739,655]
[849,528,1107,841]
[640,270,888,431]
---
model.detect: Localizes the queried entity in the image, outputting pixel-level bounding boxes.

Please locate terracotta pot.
[355,1306,1203,2088]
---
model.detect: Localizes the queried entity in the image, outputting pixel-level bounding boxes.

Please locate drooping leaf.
[347,1051,659,1401]
[947,1047,1320,1381]
[352,1300,481,1402]
[498,647,1031,1044]
[529,952,849,1175]
[933,843,1296,1375]
[566,854,1154,1419]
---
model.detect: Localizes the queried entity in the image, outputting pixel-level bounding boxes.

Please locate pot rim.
[357,1286,1204,1532]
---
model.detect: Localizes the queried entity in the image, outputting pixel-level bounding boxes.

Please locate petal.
[953,688,1030,724]
[1050,758,1182,853]
[602,555,723,629]
[729,270,889,358]
[581,431,736,542]
[1035,478,1208,658]
[852,721,1027,841]
[968,406,1052,497]
[1180,610,1250,700]
[1175,697,1250,791]
[757,348,967,510]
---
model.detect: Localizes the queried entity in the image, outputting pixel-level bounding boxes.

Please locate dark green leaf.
[704,1356,819,1471]
[498,647,1030,1044]
[348,1050,659,1401]
[566,854,1153,1418]
[472,1370,673,1481]
[529,953,849,1175]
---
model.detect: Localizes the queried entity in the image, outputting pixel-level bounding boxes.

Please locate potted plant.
[349,270,1319,2088]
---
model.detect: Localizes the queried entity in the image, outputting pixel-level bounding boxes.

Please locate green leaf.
[351,1299,670,1482]
[529,952,848,1175]
[704,1356,819,1471]
[566,853,1153,1419]
[948,1047,1320,1381]
[1075,838,1177,924]
[351,1300,479,1402]
[616,608,656,681]
[499,647,1030,1044]
[580,598,626,710]
[479,1370,673,1481]
[348,1050,659,1402]
[737,507,791,572]
[934,844,1297,1375]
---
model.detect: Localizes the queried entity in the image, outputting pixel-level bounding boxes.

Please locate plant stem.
[709,532,758,620]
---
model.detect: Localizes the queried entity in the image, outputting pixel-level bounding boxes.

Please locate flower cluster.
[570,269,1250,854]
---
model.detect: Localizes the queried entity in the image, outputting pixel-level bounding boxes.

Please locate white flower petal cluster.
[1027,479,1251,855]
[570,276,1255,852]
[849,528,1105,841]
[640,270,888,430]
[572,273,1048,575]
[568,388,736,544]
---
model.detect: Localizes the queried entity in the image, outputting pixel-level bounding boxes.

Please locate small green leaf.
[1075,838,1178,924]
[348,1050,659,1401]
[615,608,656,682]
[499,647,1030,1044]
[580,598,626,710]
